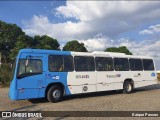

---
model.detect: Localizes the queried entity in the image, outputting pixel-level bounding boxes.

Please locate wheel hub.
[126,84,132,91]
[53,90,60,99]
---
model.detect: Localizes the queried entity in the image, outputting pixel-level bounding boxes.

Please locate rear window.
[143,59,155,70]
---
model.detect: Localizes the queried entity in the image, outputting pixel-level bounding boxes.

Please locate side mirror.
[25,59,29,67]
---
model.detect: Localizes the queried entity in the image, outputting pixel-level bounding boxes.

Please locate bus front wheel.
[123,81,133,94]
[47,85,63,103]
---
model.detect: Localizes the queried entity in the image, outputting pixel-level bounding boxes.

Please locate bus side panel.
[96,71,114,91]
[18,89,39,99]
[67,71,96,94]
[17,52,46,100]
[38,88,46,98]
[134,71,157,88]
[67,85,82,94]
[45,72,72,95]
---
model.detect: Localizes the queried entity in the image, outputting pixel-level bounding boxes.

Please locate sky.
[0,0,160,70]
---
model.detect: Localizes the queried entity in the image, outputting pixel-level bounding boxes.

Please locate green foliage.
[0,20,61,61]
[0,21,62,86]
[34,35,60,50]
[105,46,132,55]
[63,40,87,52]
[10,35,34,60]
[0,63,12,87]
[0,20,25,62]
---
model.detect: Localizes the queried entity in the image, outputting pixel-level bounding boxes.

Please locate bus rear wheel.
[47,85,63,103]
[123,81,133,94]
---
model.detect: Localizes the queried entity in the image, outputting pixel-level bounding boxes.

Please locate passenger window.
[114,58,129,71]
[74,56,95,71]
[64,56,74,71]
[143,59,154,70]
[49,55,74,72]
[129,59,143,71]
[95,57,114,71]
[17,59,42,78]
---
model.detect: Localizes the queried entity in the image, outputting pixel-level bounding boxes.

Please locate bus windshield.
[17,59,42,79]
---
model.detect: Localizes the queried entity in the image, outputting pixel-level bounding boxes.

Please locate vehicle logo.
[52,75,60,80]
[83,86,88,91]
[106,74,121,78]
[76,75,89,79]
[151,72,156,77]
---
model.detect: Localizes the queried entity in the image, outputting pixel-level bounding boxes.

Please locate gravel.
[1,82,160,119]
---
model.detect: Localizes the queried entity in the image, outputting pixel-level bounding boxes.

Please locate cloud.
[23,1,160,40]
[55,1,160,37]
[22,1,160,70]
[23,15,92,40]
[79,33,112,51]
[80,36,160,69]
[139,24,160,35]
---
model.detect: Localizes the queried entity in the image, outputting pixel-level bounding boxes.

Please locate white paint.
[67,51,157,94]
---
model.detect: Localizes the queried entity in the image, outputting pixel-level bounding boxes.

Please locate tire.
[47,85,63,103]
[123,81,133,94]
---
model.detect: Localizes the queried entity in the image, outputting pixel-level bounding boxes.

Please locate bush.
[0,63,12,87]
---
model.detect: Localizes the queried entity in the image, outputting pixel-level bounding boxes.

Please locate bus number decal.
[76,75,89,79]
[106,74,121,78]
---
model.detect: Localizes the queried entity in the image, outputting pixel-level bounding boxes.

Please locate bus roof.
[19,49,154,59]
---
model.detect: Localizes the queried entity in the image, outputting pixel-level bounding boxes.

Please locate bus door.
[17,58,45,99]
[96,57,114,91]
[67,56,96,94]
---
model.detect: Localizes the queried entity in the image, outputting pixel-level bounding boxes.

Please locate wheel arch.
[123,78,134,88]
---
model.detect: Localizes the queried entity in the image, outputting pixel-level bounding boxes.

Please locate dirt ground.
[0,82,160,120]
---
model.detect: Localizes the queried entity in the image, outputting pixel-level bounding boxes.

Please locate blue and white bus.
[9,49,157,102]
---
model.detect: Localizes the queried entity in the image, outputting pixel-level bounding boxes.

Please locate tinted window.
[114,58,129,71]
[17,59,42,78]
[95,57,114,71]
[74,56,95,71]
[143,59,154,70]
[49,55,74,72]
[129,59,143,71]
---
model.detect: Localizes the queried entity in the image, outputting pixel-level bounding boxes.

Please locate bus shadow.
[62,90,123,101]
[28,90,123,104]
[134,83,160,93]
[29,83,160,103]
[28,98,48,103]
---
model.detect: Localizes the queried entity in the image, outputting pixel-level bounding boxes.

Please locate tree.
[10,35,35,59]
[34,35,60,50]
[105,46,132,55]
[0,20,25,61]
[63,40,87,52]
[0,20,61,62]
